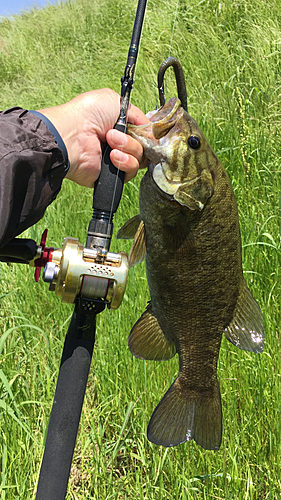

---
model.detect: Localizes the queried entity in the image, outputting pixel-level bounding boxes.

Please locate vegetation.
[0,0,281,498]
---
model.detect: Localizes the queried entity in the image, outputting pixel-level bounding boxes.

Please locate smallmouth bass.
[118,97,264,451]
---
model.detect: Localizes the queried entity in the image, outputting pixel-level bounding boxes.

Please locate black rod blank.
[90,0,148,251]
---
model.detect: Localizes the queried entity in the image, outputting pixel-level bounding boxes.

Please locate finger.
[106,129,143,163]
[127,103,150,126]
[109,149,139,183]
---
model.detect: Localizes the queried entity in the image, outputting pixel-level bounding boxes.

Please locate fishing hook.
[158,57,188,112]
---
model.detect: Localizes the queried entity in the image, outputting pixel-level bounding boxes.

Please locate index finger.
[127,103,150,126]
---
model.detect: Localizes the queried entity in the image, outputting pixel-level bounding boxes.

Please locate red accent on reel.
[34,229,54,282]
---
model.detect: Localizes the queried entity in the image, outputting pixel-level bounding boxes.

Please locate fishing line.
[108,169,120,231]
[107,111,129,226]
[168,0,180,57]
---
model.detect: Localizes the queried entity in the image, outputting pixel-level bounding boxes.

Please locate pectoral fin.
[224,278,264,353]
[129,302,176,360]
[129,220,146,267]
[117,214,142,239]
[117,215,146,267]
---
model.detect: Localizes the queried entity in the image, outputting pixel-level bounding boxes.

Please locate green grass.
[0,0,281,498]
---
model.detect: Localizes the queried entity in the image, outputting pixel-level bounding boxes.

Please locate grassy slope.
[0,0,281,498]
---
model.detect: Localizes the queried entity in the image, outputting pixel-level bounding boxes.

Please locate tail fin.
[147,376,222,451]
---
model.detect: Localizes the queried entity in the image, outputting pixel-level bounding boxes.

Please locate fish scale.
[117,96,264,450]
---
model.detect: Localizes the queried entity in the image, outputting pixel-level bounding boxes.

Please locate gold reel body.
[42,237,128,310]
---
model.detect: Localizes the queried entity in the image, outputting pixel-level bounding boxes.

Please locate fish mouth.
[148,97,183,139]
[128,97,183,144]
[128,96,189,200]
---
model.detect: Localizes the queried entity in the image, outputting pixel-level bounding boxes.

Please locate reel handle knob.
[34,229,54,282]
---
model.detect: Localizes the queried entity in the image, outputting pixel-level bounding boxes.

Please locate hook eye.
[157,57,188,112]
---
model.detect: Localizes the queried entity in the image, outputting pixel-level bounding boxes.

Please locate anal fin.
[129,302,176,360]
[224,278,264,353]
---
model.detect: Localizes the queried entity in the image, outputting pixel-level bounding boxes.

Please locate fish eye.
[188,135,201,150]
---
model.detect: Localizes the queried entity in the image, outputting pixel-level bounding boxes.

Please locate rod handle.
[93,122,127,215]
[35,312,96,500]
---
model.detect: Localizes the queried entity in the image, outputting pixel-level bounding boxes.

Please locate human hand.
[37,88,150,187]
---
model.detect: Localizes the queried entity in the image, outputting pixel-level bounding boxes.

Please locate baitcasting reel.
[29,230,129,310]
[0,228,129,311]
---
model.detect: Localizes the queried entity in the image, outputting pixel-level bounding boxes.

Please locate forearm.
[0,107,68,248]
[0,90,148,248]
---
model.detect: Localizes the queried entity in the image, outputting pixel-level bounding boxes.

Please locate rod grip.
[93,122,127,215]
[0,238,37,264]
[35,313,96,500]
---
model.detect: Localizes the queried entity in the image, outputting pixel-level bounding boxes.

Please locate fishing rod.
[0,1,147,498]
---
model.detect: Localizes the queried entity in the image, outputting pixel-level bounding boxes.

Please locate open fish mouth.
[128,97,183,147]
[128,97,186,198]
[148,97,184,140]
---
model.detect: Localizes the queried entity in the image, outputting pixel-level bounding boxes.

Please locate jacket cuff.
[29,110,70,174]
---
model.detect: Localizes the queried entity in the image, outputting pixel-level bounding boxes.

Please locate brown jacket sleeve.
[0,107,67,248]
